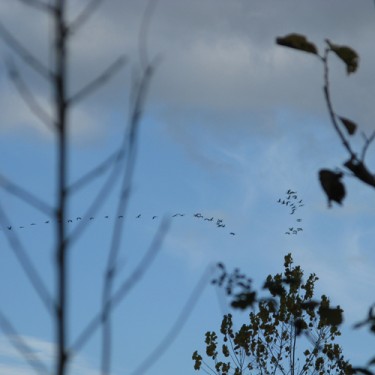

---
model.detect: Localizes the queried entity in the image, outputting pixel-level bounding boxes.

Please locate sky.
[0,0,375,374]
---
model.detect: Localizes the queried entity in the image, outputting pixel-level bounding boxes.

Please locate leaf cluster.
[194,254,353,375]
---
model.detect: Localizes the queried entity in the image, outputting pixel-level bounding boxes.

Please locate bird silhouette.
[136,214,141,218]
[152,216,157,220]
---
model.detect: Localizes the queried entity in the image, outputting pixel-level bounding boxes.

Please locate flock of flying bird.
[277,189,304,235]
[0,212,236,236]
[0,189,303,237]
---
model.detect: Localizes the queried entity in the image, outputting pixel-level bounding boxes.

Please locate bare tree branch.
[361,130,375,162]
[322,51,356,160]
[16,0,54,12]
[139,0,160,70]
[66,147,126,246]
[0,20,53,81]
[68,148,123,193]
[0,203,55,314]
[100,62,157,374]
[6,59,56,130]
[68,0,104,35]
[70,218,170,353]
[0,173,54,216]
[130,264,215,375]
[0,310,49,375]
[68,55,127,105]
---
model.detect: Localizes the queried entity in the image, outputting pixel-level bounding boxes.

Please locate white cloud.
[0,335,103,375]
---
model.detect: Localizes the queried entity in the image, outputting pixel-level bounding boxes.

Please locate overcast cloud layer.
[1,0,375,146]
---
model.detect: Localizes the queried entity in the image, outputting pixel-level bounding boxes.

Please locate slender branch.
[129,264,215,375]
[70,219,169,353]
[100,62,157,375]
[53,2,69,374]
[68,148,122,193]
[0,20,53,81]
[68,0,104,35]
[66,146,126,245]
[322,50,356,159]
[68,55,127,105]
[139,0,160,70]
[6,59,56,130]
[16,0,54,12]
[0,310,49,375]
[0,203,54,314]
[361,130,375,162]
[0,173,54,217]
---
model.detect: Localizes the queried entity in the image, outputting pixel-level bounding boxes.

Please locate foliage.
[193,254,353,375]
[276,31,375,375]
[276,33,374,207]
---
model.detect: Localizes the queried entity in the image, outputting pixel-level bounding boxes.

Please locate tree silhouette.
[193,254,353,375]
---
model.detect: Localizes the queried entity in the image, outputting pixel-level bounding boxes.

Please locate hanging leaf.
[318,169,346,207]
[339,116,357,135]
[276,33,318,55]
[326,39,359,74]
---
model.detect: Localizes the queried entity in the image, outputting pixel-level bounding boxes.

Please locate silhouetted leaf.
[339,116,357,135]
[319,306,343,326]
[319,169,346,207]
[326,39,359,74]
[276,33,318,55]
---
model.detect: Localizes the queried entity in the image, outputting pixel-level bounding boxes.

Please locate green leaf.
[276,33,318,55]
[326,39,359,74]
[339,116,357,135]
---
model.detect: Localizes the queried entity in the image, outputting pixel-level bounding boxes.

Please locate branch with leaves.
[276,33,375,207]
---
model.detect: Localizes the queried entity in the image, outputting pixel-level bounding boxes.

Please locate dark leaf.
[326,39,359,74]
[276,33,318,55]
[339,116,357,135]
[319,169,346,207]
[319,306,343,326]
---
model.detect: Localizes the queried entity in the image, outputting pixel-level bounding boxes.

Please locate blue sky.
[0,0,375,374]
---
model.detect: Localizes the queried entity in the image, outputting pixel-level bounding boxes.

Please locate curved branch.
[0,20,53,81]
[322,50,356,159]
[0,173,54,216]
[67,55,127,105]
[68,0,105,35]
[0,203,55,314]
[6,59,56,130]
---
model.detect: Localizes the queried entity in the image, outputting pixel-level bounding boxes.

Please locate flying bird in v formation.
[0,212,237,236]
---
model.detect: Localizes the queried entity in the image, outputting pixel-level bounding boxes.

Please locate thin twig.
[129,264,215,375]
[70,218,170,353]
[0,20,53,81]
[68,148,122,193]
[16,0,54,12]
[0,310,49,375]
[0,203,55,314]
[68,0,104,35]
[66,147,126,246]
[0,173,55,217]
[322,50,356,159]
[6,59,56,130]
[361,130,375,162]
[68,55,127,105]
[139,0,160,70]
